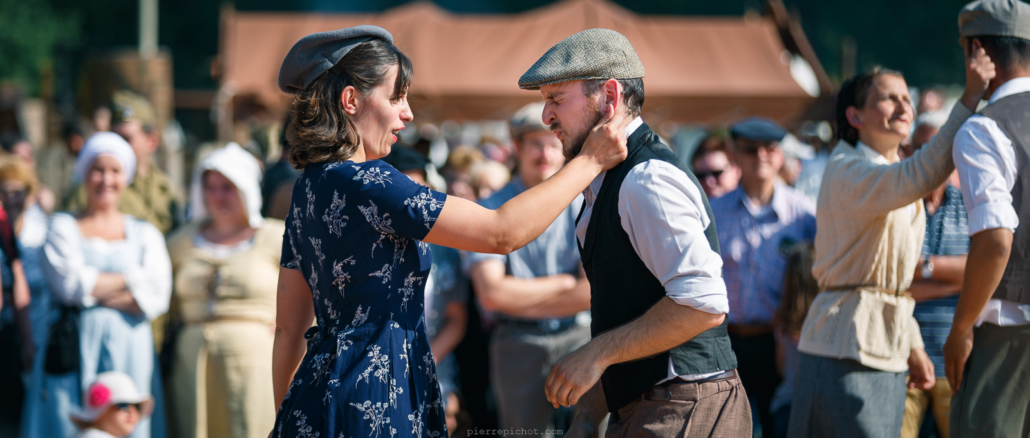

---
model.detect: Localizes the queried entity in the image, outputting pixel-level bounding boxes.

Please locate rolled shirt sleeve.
[617,160,728,315]
[953,115,1019,235]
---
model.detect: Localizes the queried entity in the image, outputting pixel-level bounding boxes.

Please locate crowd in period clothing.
[2,0,1030,437]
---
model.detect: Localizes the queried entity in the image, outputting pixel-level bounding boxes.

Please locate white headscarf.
[188,142,264,229]
[74,132,137,186]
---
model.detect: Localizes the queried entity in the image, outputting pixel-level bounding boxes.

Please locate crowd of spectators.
[0,24,1017,436]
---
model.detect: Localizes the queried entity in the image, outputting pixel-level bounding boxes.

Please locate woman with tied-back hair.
[786,50,995,437]
[270,26,628,437]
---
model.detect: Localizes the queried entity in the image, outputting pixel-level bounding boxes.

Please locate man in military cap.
[945,0,1030,435]
[66,90,179,234]
[709,117,815,437]
[466,102,591,437]
[523,28,750,437]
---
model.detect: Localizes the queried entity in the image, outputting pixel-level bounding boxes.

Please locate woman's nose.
[400,101,414,123]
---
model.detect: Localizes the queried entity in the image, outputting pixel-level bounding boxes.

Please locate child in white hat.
[71,371,154,438]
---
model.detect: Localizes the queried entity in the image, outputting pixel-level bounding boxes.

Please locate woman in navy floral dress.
[271,26,629,438]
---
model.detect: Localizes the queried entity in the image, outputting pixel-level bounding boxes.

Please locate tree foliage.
[0,0,79,95]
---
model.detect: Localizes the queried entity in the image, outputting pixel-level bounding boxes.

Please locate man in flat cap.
[66,90,179,234]
[709,117,815,437]
[466,102,591,437]
[522,28,750,437]
[945,0,1030,436]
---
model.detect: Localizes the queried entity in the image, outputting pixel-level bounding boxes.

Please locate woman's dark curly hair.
[287,38,413,169]
[835,66,904,147]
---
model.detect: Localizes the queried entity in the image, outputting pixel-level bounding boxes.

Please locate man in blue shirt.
[466,102,590,438]
[709,117,816,436]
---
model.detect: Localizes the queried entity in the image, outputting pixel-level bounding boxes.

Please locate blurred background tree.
[0,0,79,95]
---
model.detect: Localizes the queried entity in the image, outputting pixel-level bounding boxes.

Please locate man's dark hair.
[582,77,644,118]
[835,66,904,146]
[972,35,1030,69]
[690,134,731,167]
[286,38,413,169]
[61,122,84,142]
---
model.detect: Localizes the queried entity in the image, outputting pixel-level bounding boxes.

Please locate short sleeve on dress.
[352,161,447,241]
[280,179,303,270]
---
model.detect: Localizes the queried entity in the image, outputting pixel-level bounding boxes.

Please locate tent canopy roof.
[221,0,819,123]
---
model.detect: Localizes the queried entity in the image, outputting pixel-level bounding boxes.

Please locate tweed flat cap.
[958,0,1030,45]
[731,117,787,142]
[278,25,394,95]
[509,102,550,141]
[518,28,644,90]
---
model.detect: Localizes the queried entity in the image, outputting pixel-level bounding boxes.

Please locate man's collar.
[990,77,1030,104]
[770,181,792,218]
[579,117,641,202]
[626,116,643,137]
[732,182,790,218]
[586,170,606,201]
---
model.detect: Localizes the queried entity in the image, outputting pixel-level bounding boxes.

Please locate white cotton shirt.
[42,213,172,321]
[75,428,118,438]
[953,77,1030,327]
[576,117,729,382]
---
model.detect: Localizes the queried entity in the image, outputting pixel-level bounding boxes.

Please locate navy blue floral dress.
[273,159,448,438]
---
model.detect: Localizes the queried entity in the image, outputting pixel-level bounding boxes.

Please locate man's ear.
[845,106,863,130]
[340,86,360,115]
[603,79,621,113]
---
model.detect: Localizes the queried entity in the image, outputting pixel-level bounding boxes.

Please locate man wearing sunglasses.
[691,135,741,200]
[708,116,816,437]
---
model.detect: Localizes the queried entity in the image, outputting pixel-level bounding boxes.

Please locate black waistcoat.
[979,91,1030,305]
[578,123,737,413]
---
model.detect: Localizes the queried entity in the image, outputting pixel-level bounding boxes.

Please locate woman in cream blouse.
[787,51,994,437]
[166,144,283,438]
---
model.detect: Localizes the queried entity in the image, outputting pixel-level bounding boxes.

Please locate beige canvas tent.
[218,0,829,125]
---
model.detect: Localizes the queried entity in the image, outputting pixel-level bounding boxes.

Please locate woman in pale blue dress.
[21,132,171,438]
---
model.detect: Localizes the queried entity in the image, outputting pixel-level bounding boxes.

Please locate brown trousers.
[605,372,753,438]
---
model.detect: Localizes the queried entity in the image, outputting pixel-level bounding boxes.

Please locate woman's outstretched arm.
[424,105,629,254]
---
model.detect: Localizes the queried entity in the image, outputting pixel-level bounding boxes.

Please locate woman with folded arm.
[786,50,994,437]
[22,132,171,438]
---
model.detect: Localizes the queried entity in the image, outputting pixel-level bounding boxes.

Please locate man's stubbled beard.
[552,97,603,162]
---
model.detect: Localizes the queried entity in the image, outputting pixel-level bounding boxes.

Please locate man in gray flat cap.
[523,28,750,437]
[944,1,1030,436]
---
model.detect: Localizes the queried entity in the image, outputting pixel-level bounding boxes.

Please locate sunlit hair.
[0,157,38,197]
[286,38,413,169]
[835,66,904,146]
[972,35,1030,69]
[581,77,644,118]
[690,134,733,167]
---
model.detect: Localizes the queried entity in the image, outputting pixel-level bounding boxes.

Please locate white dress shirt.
[953,77,1030,327]
[576,117,729,381]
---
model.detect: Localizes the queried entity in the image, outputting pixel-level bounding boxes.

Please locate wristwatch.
[921,258,935,280]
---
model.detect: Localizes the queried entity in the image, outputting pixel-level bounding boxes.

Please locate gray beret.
[958,0,1030,45]
[278,25,394,95]
[518,28,644,90]
[509,102,550,141]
